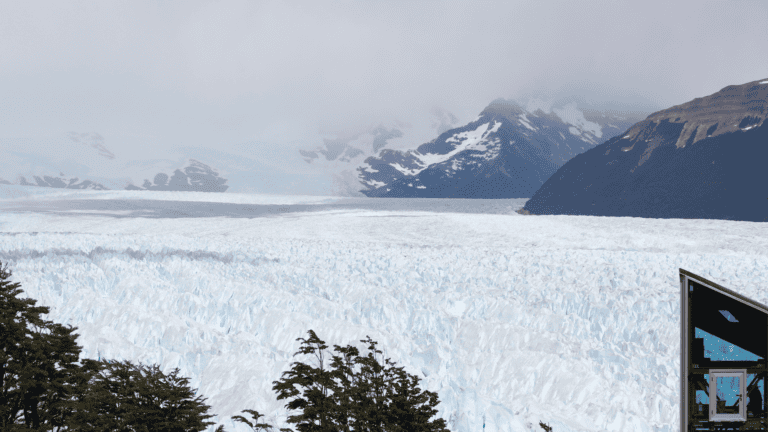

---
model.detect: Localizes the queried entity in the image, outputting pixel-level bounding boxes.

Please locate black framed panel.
[680,269,768,432]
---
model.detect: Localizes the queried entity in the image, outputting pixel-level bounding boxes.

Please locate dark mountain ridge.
[5,174,109,190]
[519,78,768,222]
[0,158,229,193]
[125,159,229,192]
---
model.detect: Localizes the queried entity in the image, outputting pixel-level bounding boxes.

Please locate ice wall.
[1,196,768,431]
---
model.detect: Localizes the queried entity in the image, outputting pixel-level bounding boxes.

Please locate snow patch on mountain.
[296,109,463,197]
[434,121,503,163]
[390,161,421,176]
[517,114,536,131]
[366,179,388,188]
[361,121,504,182]
[444,121,499,145]
[356,99,649,198]
[552,103,603,139]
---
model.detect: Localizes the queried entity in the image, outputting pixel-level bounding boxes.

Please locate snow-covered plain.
[2,184,768,432]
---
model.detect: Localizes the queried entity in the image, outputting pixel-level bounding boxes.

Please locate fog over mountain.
[354,98,648,199]
[2,3,768,431]
[1,1,766,196]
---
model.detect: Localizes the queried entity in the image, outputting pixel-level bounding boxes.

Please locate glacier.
[1,184,768,431]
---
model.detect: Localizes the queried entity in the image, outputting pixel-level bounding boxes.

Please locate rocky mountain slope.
[125,159,229,192]
[0,135,231,195]
[519,78,768,222]
[0,159,228,193]
[356,100,646,198]
[297,108,463,197]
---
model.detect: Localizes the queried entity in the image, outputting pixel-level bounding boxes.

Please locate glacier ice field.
[1,184,768,432]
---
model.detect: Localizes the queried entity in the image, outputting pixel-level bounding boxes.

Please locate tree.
[272,330,449,432]
[0,260,85,430]
[272,330,339,432]
[1,259,216,431]
[69,359,215,431]
[330,336,388,431]
[232,409,274,431]
[385,362,447,432]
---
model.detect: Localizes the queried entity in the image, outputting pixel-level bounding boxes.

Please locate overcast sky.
[1,0,767,181]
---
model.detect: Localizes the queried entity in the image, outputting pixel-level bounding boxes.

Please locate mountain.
[298,108,463,197]
[299,126,403,164]
[356,100,647,198]
[125,159,229,192]
[0,138,231,193]
[0,101,651,198]
[0,159,228,193]
[13,173,110,190]
[0,172,110,190]
[519,78,768,222]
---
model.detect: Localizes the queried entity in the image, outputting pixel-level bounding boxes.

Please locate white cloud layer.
[0,0,766,180]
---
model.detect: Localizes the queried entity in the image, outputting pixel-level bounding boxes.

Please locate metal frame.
[680,268,768,432]
[709,369,747,422]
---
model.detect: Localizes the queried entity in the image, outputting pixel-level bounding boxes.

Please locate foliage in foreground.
[2,258,451,431]
[268,329,449,432]
[0,260,215,431]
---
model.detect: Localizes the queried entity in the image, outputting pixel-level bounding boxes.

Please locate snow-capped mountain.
[298,108,464,197]
[299,126,403,164]
[0,157,228,193]
[0,134,112,190]
[0,132,236,194]
[0,101,648,199]
[519,78,768,222]
[356,100,647,198]
[125,159,229,192]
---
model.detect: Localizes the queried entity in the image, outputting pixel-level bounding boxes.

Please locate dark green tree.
[0,260,85,430]
[385,362,448,432]
[1,259,217,431]
[327,343,358,431]
[273,330,449,432]
[272,330,339,432]
[69,358,215,431]
[330,336,387,431]
[232,409,274,431]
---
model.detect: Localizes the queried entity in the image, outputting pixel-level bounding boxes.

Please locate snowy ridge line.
[0,246,281,266]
